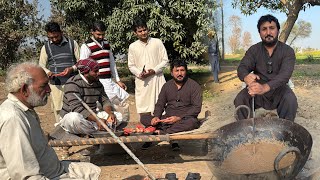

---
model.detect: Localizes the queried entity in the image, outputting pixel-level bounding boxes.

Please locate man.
[234,14,298,121]
[80,21,128,104]
[0,62,100,179]
[128,18,169,121]
[58,58,121,135]
[141,60,202,150]
[208,30,220,83]
[39,21,80,122]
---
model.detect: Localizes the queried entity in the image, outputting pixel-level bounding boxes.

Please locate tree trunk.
[279,0,303,43]
[220,0,225,61]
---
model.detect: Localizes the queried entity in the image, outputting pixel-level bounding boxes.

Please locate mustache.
[265,35,274,39]
[177,75,183,78]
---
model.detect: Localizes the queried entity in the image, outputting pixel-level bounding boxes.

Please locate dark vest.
[85,38,111,79]
[45,37,77,85]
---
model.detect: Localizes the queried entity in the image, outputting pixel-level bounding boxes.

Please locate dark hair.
[132,18,147,32]
[45,22,61,33]
[170,60,188,72]
[257,14,280,32]
[91,21,106,32]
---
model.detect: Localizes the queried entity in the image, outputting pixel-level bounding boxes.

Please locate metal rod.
[73,93,156,180]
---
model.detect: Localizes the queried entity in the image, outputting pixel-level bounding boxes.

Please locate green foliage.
[0,0,44,70]
[50,0,217,62]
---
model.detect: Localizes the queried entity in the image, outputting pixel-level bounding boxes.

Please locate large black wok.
[210,117,313,180]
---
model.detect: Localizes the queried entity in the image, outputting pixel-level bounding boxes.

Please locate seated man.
[58,58,121,135]
[234,14,297,121]
[141,60,202,150]
[0,62,100,179]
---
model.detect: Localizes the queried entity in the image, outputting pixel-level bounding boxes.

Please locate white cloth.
[128,37,169,113]
[99,78,129,102]
[0,94,100,179]
[57,111,123,135]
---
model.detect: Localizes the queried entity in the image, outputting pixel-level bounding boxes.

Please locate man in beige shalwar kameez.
[128,18,169,122]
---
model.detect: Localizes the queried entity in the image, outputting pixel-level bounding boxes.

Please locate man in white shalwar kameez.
[128,18,169,121]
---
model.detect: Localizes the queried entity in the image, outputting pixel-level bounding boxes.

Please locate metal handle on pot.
[234,105,251,121]
[274,146,302,180]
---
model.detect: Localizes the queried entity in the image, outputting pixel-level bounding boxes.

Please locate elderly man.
[0,62,100,179]
[234,14,297,121]
[58,58,122,135]
[140,60,202,150]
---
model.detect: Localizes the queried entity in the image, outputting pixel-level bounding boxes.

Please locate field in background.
[225,50,320,64]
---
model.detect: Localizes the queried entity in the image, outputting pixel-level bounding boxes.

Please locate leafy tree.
[287,20,312,46]
[0,0,43,70]
[50,0,217,63]
[231,0,320,43]
[228,15,242,54]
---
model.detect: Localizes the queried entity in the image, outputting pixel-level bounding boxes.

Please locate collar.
[7,93,30,112]
[90,36,105,48]
[138,37,151,45]
[50,36,68,45]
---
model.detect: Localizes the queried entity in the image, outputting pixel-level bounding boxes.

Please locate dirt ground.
[1,64,320,179]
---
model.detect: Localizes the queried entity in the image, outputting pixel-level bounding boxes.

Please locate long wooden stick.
[73,93,156,180]
[48,133,217,147]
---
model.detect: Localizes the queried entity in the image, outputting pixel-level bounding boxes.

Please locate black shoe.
[185,172,201,180]
[171,143,180,151]
[165,173,178,180]
[141,142,152,150]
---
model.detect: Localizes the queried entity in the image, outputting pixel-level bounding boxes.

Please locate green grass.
[292,70,320,78]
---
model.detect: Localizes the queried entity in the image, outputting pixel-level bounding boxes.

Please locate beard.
[173,75,187,83]
[262,35,278,47]
[26,88,49,107]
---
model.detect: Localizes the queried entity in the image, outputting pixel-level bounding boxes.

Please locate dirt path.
[1,65,320,179]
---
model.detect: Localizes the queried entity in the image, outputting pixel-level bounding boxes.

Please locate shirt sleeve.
[153,84,167,118]
[267,47,296,90]
[237,46,256,81]
[109,50,121,82]
[39,45,50,74]
[80,43,91,60]
[0,114,49,180]
[128,45,142,77]
[153,41,169,74]
[73,40,80,61]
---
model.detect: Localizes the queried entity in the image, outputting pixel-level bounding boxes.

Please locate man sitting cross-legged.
[58,58,121,135]
[140,60,202,150]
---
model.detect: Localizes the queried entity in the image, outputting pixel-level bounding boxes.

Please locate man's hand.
[244,73,260,86]
[151,117,161,126]
[247,82,270,96]
[139,69,155,79]
[117,81,127,90]
[160,116,181,124]
[107,113,116,125]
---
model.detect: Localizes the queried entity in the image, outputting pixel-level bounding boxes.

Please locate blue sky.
[38,0,319,52]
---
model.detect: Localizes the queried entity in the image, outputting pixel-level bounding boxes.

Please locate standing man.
[0,62,100,179]
[128,18,169,121]
[80,21,129,103]
[208,30,220,83]
[58,58,120,135]
[39,21,80,122]
[234,14,298,121]
[140,60,202,150]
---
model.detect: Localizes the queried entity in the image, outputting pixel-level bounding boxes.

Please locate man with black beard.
[0,62,101,179]
[234,14,297,121]
[140,60,202,150]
